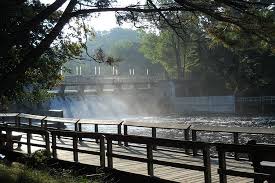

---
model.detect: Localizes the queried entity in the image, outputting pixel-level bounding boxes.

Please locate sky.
[41,0,145,31]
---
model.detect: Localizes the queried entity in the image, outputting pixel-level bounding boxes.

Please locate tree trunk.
[172,34,183,80]
[0,0,77,96]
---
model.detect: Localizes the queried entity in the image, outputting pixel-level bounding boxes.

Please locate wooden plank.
[44,116,79,123]
[18,113,46,120]
[191,125,275,135]
[0,113,19,117]
[123,121,191,130]
[79,119,123,125]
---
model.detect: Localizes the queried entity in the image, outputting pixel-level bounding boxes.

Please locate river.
[49,95,275,144]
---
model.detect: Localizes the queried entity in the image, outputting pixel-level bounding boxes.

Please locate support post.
[117,123,122,145]
[233,132,239,160]
[184,128,190,154]
[44,120,48,130]
[41,119,44,128]
[78,123,82,142]
[192,130,198,156]
[124,125,128,146]
[95,124,99,143]
[52,133,57,159]
[203,146,211,183]
[29,118,32,139]
[17,117,21,127]
[152,127,157,150]
[100,135,105,168]
[147,144,154,176]
[107,139,113,168]
[218,150,227,183]
[6,129,13,150]
[45,132,50,155]
[73,136,78,162]
[27,132,31,154]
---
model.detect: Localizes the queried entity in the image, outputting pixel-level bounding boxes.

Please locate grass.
[0,162,100,183]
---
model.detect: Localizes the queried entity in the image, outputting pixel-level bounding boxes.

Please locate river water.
[49,95,275,145]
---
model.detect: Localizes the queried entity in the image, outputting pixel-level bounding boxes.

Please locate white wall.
[172,96,235,113]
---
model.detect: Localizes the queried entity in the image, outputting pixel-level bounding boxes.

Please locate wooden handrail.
[216,143,275,183]
[0,125,50,154]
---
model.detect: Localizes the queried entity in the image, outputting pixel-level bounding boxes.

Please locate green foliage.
[65,28,164,76]
[0,162,92,183]
[139,29,200,79]
[0,149,107,183]
[23,149,52,169]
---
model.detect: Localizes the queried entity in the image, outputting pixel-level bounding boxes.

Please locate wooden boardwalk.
[14,133,254,183]
[1,113,275,183]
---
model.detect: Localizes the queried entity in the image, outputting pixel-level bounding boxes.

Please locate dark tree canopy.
[0,0,274,106]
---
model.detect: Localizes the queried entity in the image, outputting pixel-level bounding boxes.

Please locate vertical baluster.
[107,138,113,168]
[117,123,122,145]
[147,144,154,176]
[233,132,239,160]
[218,149,227,183]
[52,133,57,158]
[17,117,21,127]
[95,124,99,143]
[152,127,157,150]
[78,123,82,142]
[6,129,13,150]
[73,135,78,162]
[192,130,197,156]
[45,132,50,155]
[27,132,31,154]
[124,125,128,146]
[203,146,211,183]
[29,118,32,139]
[100,135,105,168]
[184,128,190,154]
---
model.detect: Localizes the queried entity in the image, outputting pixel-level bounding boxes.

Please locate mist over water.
[48,94,275,144]
[49,94,161,119]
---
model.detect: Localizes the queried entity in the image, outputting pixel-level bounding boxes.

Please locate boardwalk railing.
[0,126,212,183]
[104,134,211,182]
[0,125,50,154]
[216,143,275,183]
[1,113,275,155]
[0,113,275,182]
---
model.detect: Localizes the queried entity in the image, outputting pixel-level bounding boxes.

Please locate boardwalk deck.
[13,133,254,183]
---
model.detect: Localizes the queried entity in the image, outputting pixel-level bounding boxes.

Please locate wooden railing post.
[203,146,211,183]
[117,123,122,145]
[218,149,227,183]
[29,118,32,139]
[27,132,31,154]
[152,127,157,150]
[184,128,190,154]
[45,132,50,155]
[73,135,78,162]
[95,124,99,143]
[147,144,154,176]
[124,125,128,146]
[233,132,239,160]
[6,129,13,150]
[17,117,21,127]
[100,135,105,168]
[52,133,57,159]
[44,120,48,130]
[41,117,47,128]
[192,130,198,156]
[78,123,82,142]
[107,138,113,168]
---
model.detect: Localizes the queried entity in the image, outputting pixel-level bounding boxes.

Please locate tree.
[0,0,274,103]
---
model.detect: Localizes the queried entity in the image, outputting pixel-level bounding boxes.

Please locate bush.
[0,162,93,183]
